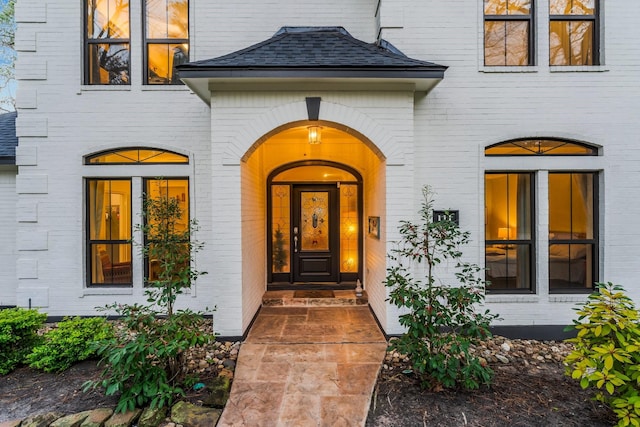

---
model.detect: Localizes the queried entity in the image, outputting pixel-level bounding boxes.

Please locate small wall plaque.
[433,210,459,225]
[368,216,380,239]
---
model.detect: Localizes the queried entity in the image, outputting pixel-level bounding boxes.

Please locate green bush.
[385,186,499,390]
[0,308,47,374]
[88,306,213,412]
[564,282,640,427]
[26,317,114,373]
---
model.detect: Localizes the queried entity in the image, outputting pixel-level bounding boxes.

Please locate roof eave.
[0,156,16,165]
[180,68,446,105]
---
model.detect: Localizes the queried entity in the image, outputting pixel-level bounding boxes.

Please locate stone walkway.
[216,306,387,427]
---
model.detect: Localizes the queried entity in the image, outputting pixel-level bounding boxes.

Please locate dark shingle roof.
[0,111,17,165]
[178,26,446,78]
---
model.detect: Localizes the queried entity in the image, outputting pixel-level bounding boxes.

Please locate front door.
[268,163,362,286]
[292,185,339,282]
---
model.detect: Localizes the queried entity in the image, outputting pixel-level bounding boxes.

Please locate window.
[144,0,189,84]
[86,148,189,164]
[484,139,600,294]
[548,173,597,291]
[484,0,534,66]
[550,0,599,65]
[87,179,132,285]
[485,173,534,291]
[144,178,190,283]
[485,138,598,156]
[85,0,131,85]
[85,148,190,287]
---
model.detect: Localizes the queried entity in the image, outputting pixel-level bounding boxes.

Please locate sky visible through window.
[0,0,15,112]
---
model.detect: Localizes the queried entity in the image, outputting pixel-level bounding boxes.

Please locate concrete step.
[262,290,368,307]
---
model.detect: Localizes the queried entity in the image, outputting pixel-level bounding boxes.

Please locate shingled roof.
[179,27,446,72]
[177,27,446,103]
[0,111,17,165]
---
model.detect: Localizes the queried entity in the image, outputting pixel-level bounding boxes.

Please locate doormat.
[293,290,335,298]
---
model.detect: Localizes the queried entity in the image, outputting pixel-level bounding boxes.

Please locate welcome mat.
[293,290,335,298]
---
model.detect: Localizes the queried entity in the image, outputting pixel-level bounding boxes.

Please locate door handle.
[294,236,298,253]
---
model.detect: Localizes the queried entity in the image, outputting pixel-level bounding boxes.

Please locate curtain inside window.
[90,180,106,282]
[516,174,531,288]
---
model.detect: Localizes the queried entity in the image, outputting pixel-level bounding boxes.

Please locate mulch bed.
[366,362,616,427]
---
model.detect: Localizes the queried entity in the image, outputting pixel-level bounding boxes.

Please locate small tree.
[140,192,205,316]
[385,185,499,390]
[86,189,213,412]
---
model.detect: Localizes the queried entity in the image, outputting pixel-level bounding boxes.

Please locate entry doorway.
[268,161,362,287]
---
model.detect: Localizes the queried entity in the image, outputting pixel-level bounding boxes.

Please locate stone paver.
[217,306,387,427]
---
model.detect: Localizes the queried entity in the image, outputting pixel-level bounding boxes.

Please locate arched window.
[484,138,599,294]
[485,138,598,156]
[85,148,189,164]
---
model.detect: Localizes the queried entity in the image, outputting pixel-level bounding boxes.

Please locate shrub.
[26,317,114,373]
[85,188,213,413]
[0,307,47,374]
[385,186,499,390]
[90,306,213,412]
[564,282,640,427]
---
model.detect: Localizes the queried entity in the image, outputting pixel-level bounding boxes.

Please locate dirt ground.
[0,360,216,423]
[1,358,617,426]
[366,362,616,427]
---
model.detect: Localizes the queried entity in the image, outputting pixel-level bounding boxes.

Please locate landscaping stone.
[0,419,22,427]
[80,409,114,427]
[21,413,65,427]
[202,375,231,408]
[137,407,167,427]
[50,411,91,427]
[170,402,220,427]
[103,409,141,427]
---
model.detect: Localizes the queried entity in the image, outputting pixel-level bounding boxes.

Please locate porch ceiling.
[177,27,447,104]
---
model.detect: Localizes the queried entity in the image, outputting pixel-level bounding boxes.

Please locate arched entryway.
[240,122,387,300]
[267,161,363,288]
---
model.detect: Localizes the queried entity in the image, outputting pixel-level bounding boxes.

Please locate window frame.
[84,147,192,290]
[483,0,536,66]
[484,171,536,294]
[548,171,599,293]
[142,0,189,85]
[485,138,599,156]
[484,138,602,295]
[549,0,600,66]
[142,177,191,285]
[84,0,132,85]
[86,178,133,287]
[85,148,189,165]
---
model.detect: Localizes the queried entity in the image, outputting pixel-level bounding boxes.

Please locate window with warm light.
[484,0,534,66]
[144,178,190,283]
[485,139,600,294]
[87,179,133,285]
[85,147,190,287]
[85,0,131,84]
[86,148,189,164]
[144,0,189,84]
[550,0,599,66]
[548,173,597,291]
[485,173,534,291]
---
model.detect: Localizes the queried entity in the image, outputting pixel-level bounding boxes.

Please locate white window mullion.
[537,170,549,296]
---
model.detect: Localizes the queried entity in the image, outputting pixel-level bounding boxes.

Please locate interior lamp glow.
[308,126,322,145]
[498,227,509,240]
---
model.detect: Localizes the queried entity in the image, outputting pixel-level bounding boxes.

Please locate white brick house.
[3,0,639,338]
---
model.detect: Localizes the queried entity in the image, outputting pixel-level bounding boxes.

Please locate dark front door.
[292,185,339,282]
